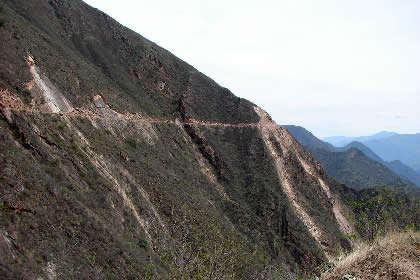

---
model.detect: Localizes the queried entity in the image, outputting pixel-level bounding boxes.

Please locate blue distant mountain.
[338,141,420,187]
[336,141,383,163]
[324,131,420,173]
[286,126,420,188]
[323,131,398,147]
[362,133,420,173]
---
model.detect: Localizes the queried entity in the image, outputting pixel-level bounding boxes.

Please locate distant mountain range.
[323,131,398,147]
[324,132,420,173]
[362,134,420,173]
[285,126,420,188]
[335,141,383,162]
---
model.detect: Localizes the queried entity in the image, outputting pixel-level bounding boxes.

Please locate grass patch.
[321,231,420,280]
[125,137,137,148]
[57,121,67,129]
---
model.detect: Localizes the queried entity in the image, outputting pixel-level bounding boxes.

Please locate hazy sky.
[83,0,420,138]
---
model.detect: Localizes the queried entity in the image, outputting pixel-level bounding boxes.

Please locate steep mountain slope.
[0,0,355,278]
[284,126,419,190]
[0,0,258,124]
[363,134,420,172]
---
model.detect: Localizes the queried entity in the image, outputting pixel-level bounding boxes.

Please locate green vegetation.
[125,137,137,148]
[157,205,268,279]
[345,188,420,241]
[57,120,67,129]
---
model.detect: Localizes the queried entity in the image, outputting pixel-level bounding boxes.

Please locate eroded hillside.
[0,0,357,278]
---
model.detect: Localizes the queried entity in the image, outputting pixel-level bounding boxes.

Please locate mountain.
[324,131,420,175]
[363,134,420,172]
[384,160,420,187]
[0,1,360,278]
[337,142,420,186]
[323,131,397,147]
[310,148,415,190]
[285,126,420,190]
[283,125,335,152]
[322,136,350,147]
[336,141,383,163]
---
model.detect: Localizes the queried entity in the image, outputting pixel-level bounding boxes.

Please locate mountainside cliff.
[0,0,383,279]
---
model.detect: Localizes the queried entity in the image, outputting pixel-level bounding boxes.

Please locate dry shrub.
[322,231,420,280]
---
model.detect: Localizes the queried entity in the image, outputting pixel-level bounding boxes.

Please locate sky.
[83,0,420,138]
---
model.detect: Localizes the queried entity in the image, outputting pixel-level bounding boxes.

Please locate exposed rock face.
[26,55,74,114]
[255,108,354,258]
[0,88,25,110]
[0,0,355,278]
